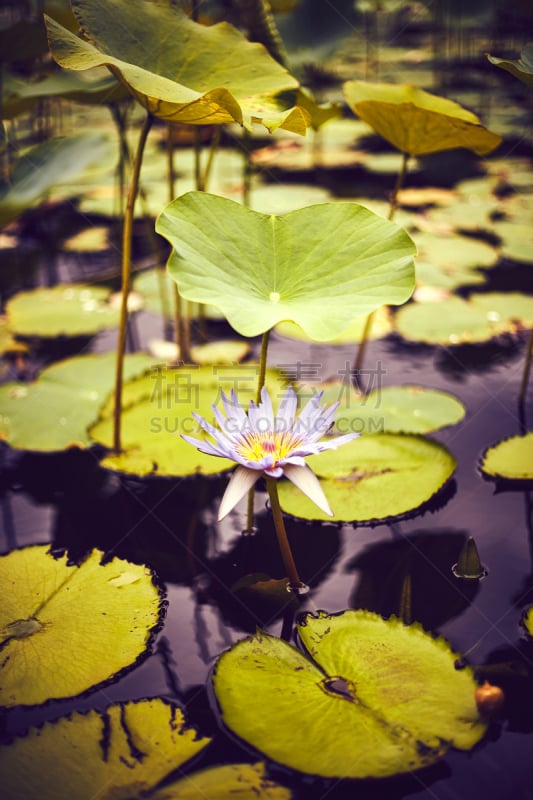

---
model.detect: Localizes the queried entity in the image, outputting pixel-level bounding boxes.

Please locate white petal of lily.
[181,434,231,459]
[218,465,261,521]
[283,463,334,517]
[276,386,298,432]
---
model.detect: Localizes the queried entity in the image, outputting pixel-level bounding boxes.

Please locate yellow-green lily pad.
[343,81,501,156]
[0,546,164,707]
[45,0,309,133]
[212,610,486,779]
[480,432,533,480]
[6,284,120,338]
[0,352,153,451]
[157,192,416,341]
[277,434,456,522]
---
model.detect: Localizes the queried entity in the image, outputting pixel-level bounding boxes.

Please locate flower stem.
[266,477,306,592]
[113,111,153,453]
[244,329,272,532]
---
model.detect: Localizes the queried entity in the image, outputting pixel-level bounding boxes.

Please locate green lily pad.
[6,284,121,338]
[0,697,289,800]
[132,268,224,320]
[480,433,533,480]
[487,44,533,89]
[523,606,533,637]
[0,352,153,451]
[45,0,308,133]
[275,306,392,343]
[314,383,465,435]
[492,221,533,264]
[90,364,286,477]
[0,318,27,357]
[395,294,532,346]
[0,546,164,707]
[0,133,112,227]
[3,71,124,119]
[62,226,110,253]
[212,609,486,778]
[157,192,416,341]
[277,434,456,522]
[147,338,251,365]
[343,81,501,156]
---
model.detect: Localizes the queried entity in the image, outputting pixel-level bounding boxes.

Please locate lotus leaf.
[277,434,456,522]
[275,306,392,343]
[343,81,501,156]
[45,0,309,133]
[157,192,416,340]
[212,609,486,778]
[487,44,533,89]
[0,546,164,707]
[480,433,533,480]
[2,72,124,119]
[0,352,153,451]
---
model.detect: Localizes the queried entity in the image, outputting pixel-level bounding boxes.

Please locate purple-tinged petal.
[180,434,231,459]
[218,466,260,520]
[276,386,298,432]
[283,464,333,517]
[264,465,283,478]
[259,385,275,428]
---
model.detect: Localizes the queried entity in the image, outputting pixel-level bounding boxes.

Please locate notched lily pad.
[0,546,164,707]
[480,432,533,481]
[45,0,308,132]
[6,284,120,338]
[343,81,501,156]
[277,434,456,522]
[212,609,486,779]
[0,351,153,451]
[157,192,416,341]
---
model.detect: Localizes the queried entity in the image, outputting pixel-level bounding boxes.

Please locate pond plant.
[1,2,533,798]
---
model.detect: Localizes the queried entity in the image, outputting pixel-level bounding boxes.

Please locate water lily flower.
[182,386,359,520]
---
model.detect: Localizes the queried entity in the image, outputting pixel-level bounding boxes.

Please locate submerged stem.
[112,112,153,453]
[266,477,305,592]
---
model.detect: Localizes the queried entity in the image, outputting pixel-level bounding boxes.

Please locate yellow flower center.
[236,431,302,465]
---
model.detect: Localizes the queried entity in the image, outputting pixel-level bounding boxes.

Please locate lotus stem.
[519,328,533,407]
[112,111,153,453]
[266,477,306,592]
[352,152,410,384]
[245,329,271,532]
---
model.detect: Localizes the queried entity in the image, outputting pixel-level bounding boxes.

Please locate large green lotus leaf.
[0,133,112,227]
[212,610,486,779]
[45,0,308,133]
[0,699,210,798]
[3,71,124,119]
[6,284,120,337]
[275,306,392,343]
[0,546,164,707]
[157,192,416,340]
[91,364,286,477]
[480,433,533,480]
[487,44,533,88]
[278,434,456,522]
[0,352,153,451]
[395,297,504,345]
[343,81,501,156]
[315,383,465,435]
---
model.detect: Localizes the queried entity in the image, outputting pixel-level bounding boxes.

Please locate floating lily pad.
[277,434,456,522]
[132,268,224,320]
[212,609,486,778]
[275,306,392,343]
[0,352,153,451]
[148,338,251,365]
[480,433,533,480]
[0,546,164,707]
[487,44,533,89]
[157,192,416,341]
[523,606,533,637]
[314,383,465,435]
[6,284,121,338]
[91,364,286,477]
[0,318,27,357]
[0,133,112,227]
[250,183,332,214]
[395,293,532,345]
[46,0,309,133]
[492,221,533,264]
[343,81,501,156]
[62,226,110,253]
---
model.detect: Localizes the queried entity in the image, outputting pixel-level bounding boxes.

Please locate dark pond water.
[1,311,533,799]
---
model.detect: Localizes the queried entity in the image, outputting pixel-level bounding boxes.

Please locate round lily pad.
[212,609,486,779]
[275,306,392,343]
[157,192,416,341]
[0,352,154,451]
[480,433,533,480]
[6,284,120,338]
[0,546,164,707]
[493,221,533,264]
[394,297,504,345]
[91,364,287,477]
[315,383,465,435]
[277,434,456,522]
